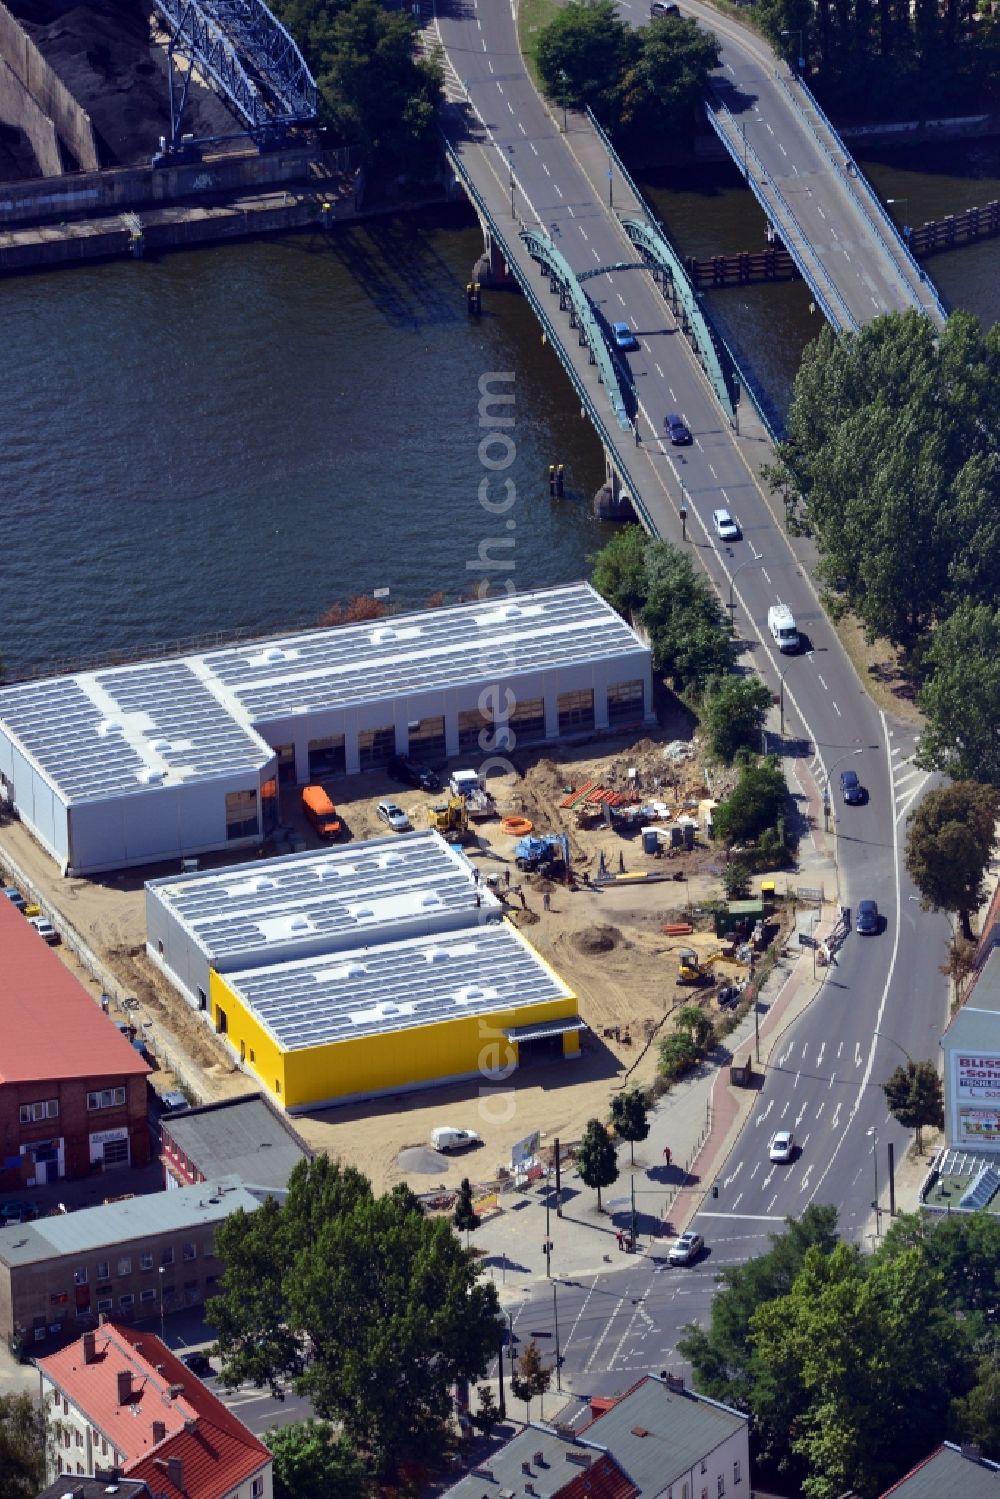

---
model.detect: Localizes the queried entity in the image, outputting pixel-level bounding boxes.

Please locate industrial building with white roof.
[146,829,582,1111]
[0,582,651,874]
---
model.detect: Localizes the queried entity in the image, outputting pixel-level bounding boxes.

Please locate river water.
[1,139,997,677]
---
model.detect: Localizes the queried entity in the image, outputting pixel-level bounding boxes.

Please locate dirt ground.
[0,726,768,1195]
[9,0,240,172]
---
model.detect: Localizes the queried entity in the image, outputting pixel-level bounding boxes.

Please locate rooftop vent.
[476,604,521,627]
[378,852,404,869]
[97,719,124,738]
[315,862,354,881]
[152,1420,167,1443]
[456,985,486,1003]
[148,737,172,754]
[137,768,165,785]
[316,962,367,982]
[424,947,450,964]
[370,626,396,645]
[226,875,276,897]
[631,1426,650,1437]
[420,892,443,908]
[288,914,311,932]
[247,645,293,667]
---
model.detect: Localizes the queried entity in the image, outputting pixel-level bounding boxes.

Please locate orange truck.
[301,784,343,839]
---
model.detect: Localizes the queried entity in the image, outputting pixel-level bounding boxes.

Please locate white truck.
[431,1126,482,1152]
[449,769,496,821]
[767,603,800,653]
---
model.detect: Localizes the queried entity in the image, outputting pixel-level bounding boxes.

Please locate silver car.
[376,800,411,833]
[713,508,741,542]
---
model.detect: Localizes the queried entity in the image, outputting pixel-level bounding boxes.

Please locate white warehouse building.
[0,583,652,875]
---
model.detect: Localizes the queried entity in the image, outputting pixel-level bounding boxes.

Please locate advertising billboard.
[951,1053,1000,1148]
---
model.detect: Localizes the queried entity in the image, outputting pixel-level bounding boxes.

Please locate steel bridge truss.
[153,0,317,148]
[519,228,632,433]
[621,219,736,426]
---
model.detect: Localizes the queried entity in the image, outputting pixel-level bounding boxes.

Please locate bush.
[703,676,772,762]
[714,757,789,849]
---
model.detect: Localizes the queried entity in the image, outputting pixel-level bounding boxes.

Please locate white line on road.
[617,292,626,305]
[855,1042,862,1069]
[779,143,787,156]
[488,59,494,72]
[518,121,526,134]
[698,1211,787,1222]
[817,673,828,690]
[654,362,664,377]
[832,700,842,716]
[579,227,588,239]
[750,543,761,560]
[708,463,717,478]
[761,568,772,584]
[530,142,538,155]
[555,183,563,197]
[567,204,575,216]
[817,206,826,219]
[542,160,550,173]
[669,387,676,400]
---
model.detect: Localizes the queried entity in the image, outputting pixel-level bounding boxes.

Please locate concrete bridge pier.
[593,447,638,523]
[472,220,518,288]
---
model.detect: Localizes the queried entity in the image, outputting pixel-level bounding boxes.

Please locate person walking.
[663,1146,672,1167]
[543,890,551,912]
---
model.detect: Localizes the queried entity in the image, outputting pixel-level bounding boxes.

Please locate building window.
[140,1252,154,1271]
[182,1242,196,1262]
[718,1478,725,1498]
[19,1099,58,1123]
[307,734,345,776]
[557,688,595,734]
[161,1248,174,1266]
[119,1295,134,1313]
[77,1464,85,1475]
[357,725,395,771]
[252,1478,264,1499]
[225,789,259,842]
[96,1284,112,1298]
[457,707,489,753]
[140,1288,157,1304]
[117,1257,131,1277]
[701,1461,708,1475]
[96,1262,109,1281]
[197,987,207,1011]
[97,1298,113,1314]
[734,1460,741,1484]
[607,678,645,725]
[87,1088,126,1111]
[73,1267,87,1286]
[50,1292,68,1308]
[74,1430,83,1447]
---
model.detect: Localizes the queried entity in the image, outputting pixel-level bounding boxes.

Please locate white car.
[769,1130,794,1163]
[713,508,741,541]
[28,916,59,945]
[376,800,411,832]
[667,1230,704,1265]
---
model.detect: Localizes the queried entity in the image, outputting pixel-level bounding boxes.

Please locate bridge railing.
[779,73,947,324]
[705,100,858,333]
[444,140,659,538]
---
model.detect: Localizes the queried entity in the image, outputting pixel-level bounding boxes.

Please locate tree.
[916,605,1000,786]
[748,1242,971,1498]
[0,1393,48,1499]
[640,542,733,691]
[879,1210,1000,1317]
[209,1157,501,1479]
[905,781,1000,939]
[679,1205,839,1416]
[590,524,648,619]
[702,675,772,762]
[952,1356,1000,1461]
[658,1027,701,1082]
[882,1059,944,1153]
[453,1177,480,1248]
[610,1088,650,1164]
[629,14,721,134]
[675,1003,715,1053]
[266,1420,371,1499]
[536,1,640,120]
[510,1339,552,1422]
[470,1385,500,1437]
[713,757,788,849]
[576,1117,619,1211]
[722,857,753,900]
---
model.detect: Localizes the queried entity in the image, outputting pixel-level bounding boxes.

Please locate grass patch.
[517,0,564,90]
[831,611,924,724]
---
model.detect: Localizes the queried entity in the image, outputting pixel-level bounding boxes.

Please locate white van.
[431,1127,482,1152]
[767,604,799,653]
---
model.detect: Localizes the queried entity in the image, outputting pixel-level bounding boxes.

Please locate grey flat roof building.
[0,583,651,874]
[146,829,502,1008]
[880,1444,1000,1497]
[223,920,574,1053]
[160,1094,312,1193]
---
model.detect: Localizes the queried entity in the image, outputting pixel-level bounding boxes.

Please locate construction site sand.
[0,729,751,1194]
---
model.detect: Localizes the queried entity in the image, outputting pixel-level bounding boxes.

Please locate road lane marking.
[761,568,772,584]
[708,463,717,477]
[555,183,563,196]
[832,700,841,716]
[817,672,828,690]
[697,1212,787,1221]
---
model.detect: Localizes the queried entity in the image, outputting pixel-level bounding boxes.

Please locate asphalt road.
[438,0,953,1390]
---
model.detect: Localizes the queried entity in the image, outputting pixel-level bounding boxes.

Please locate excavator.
[427,797,476,846]
[676,948,744,985]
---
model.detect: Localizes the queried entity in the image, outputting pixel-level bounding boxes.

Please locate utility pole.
[552,1282,562,1391]
[630,1175,637,1252]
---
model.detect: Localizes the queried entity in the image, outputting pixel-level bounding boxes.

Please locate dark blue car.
[856,900,879,935]
[840,769,865,805]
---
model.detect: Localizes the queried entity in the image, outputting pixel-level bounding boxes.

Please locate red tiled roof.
[0,897,150,1084]
[556,1454,639,1499]
[38,1326,270,1499]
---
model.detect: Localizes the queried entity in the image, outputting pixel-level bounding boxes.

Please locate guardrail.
[779,72,947,324]
[705,99,859,333]
[445,140,658,536]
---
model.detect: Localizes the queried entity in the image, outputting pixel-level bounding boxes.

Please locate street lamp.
[778,661,792,736]
[866,1126,882,1237]
[741,120,748,181]
[874,1029,913,1065]
[728,555,765,625]
[887,197,911,240]
[158,1266,166,1345]
[559,69,568,132]
[506,144,515,219]
[781,28,805,70]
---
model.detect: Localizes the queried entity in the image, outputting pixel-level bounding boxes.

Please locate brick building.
[0,1175,259,1352]
[0,897,151,1191]
[38,1323,272,1498]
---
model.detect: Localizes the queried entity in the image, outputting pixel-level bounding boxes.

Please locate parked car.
[856,899,880,935]
[431,1127,482,1152]
[27,916,59,944]
[180,1351,214,1378]
[159,1091,189,1114]
[387,755,440,792]
[712,508,741,541]
[651,0,680,13]
[0,1200,38,1225]
[769,1130,795,1162]
[840,769,865,805]
[667,1230,704,1265]
[665,412,692,445]
[612,320,639,351]
[377,800,411,832]
[2,887,26,911]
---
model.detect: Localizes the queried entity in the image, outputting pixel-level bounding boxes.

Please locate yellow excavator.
[427,797,475,846]
[676,948,743,985]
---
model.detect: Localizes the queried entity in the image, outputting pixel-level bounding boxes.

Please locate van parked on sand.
[301,784,343,839]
